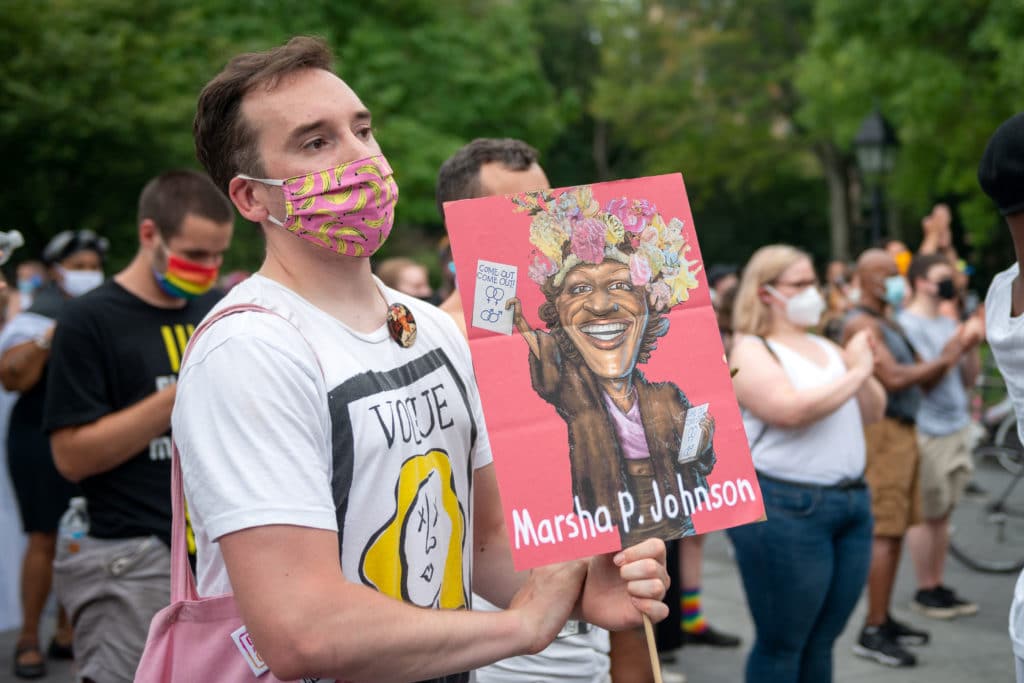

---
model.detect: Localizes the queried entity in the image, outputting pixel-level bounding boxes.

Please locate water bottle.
[58,497,89,556]
[0,230,23,266]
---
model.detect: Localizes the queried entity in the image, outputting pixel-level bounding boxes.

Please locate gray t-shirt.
[844,309,921,422]
[896,310,969,436]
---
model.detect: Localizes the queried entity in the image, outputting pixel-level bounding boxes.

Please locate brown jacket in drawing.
[528,331,715,544]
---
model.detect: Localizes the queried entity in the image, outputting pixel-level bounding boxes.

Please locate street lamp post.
[853,108,899,247]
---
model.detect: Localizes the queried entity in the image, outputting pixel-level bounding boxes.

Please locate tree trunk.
[814,141,852,262]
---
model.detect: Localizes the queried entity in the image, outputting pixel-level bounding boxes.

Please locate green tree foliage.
[795,0,1024,248]
[0,0,561,271]
[335,3,563,228]
[592,0,813,193]
[1,0,1021,276]
[588,0,832,263]
[0,0,239,265]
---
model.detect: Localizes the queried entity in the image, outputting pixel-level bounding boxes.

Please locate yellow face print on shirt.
[359,449,467,609]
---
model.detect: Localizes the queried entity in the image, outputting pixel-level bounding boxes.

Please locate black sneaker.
[963,480,987,498]
[936,585,979,616]
[680,624,741,648]
[852,626,917,667]
[45,638,73,661]
[881,615,930,646]
[911,587,959,619]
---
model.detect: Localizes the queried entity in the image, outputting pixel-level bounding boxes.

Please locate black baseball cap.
[42,230,110,265]
[978,112,1024,217]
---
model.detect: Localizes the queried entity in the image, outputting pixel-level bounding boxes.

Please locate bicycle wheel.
[949,459,1024,573]
[995,413,1023,474]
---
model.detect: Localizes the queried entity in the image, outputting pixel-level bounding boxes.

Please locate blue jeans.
[727,475,873,683]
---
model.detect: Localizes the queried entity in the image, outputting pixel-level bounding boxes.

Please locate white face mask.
[58,268,104,297]
[766,284,826,328]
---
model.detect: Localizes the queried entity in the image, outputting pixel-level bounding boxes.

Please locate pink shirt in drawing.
[602,391,651,460]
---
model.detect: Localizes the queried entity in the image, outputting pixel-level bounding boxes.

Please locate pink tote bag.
[135,304,332,683]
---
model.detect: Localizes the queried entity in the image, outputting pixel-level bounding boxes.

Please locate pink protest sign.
[444,173,763,570]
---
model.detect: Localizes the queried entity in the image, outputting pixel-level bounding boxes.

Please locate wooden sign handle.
[643,614,664,683]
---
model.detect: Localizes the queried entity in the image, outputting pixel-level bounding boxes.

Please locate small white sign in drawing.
[678,403,710,464]
[472,259,518,335]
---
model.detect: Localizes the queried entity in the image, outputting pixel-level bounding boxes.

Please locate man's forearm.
[877,356,950,393]
[472,463,529,609]
[0,340,50,393]
[961,347,981,388]
[473,514,527,609]
[51,386,175,482]
[283,584,530,682]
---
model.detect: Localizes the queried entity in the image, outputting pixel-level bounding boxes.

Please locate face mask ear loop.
[236,174,289,226]
[235,173,286,187]
[763,283,787,304]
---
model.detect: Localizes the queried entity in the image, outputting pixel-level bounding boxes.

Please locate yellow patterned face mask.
[238,154,399,258]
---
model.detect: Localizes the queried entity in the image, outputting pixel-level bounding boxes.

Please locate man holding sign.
[174,37,669,683]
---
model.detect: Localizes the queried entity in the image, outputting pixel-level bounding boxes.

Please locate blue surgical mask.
[18,274,42,298]
[884,276,906,307]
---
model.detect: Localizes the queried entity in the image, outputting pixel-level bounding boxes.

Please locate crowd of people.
[0,34,1022,683]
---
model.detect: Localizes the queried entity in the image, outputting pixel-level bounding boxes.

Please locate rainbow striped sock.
[681,587,707,634]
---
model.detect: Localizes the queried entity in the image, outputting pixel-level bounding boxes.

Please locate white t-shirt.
[984,263,1024,660]
[473,595,610,683]
[985,263,1024,445]
[741,335,866,485]
[173,274,492,611]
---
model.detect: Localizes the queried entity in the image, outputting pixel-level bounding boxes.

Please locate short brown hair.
[435,138,539,219]
[194,36,334,194]
[907,253,950,291]
[138,170,234,240]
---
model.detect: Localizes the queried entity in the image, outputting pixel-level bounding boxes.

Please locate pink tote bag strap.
[170,443,198,602]
[169,303,325,603]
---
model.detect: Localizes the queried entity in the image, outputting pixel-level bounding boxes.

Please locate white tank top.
[742,335,866,485]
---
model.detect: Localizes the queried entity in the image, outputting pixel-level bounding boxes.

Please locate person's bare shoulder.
[840,310,878,343]
[439,291,467,337]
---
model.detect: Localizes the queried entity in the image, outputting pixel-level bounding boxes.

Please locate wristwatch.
[33,335,51,351]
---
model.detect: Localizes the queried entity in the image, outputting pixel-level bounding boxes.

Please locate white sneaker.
[661,671,688,683]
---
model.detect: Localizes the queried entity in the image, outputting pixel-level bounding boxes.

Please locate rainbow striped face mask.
[154,251,219,299]
[238,154,398,258]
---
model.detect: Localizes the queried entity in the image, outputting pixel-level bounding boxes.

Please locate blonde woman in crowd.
[727,245,885,683]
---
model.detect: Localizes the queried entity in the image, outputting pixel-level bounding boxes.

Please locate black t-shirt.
[43,279,220,545]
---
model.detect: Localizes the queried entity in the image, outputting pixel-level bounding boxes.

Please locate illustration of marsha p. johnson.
[506,186,716,547]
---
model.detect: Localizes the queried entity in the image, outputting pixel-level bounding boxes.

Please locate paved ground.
[2,460,1019,682]
[660,530,1017,683]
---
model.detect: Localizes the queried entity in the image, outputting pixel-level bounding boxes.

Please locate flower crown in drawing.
[512,185,702,310]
